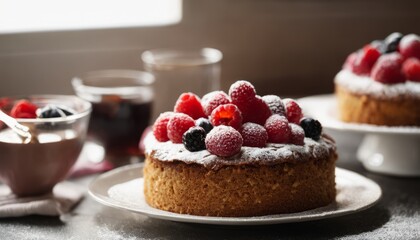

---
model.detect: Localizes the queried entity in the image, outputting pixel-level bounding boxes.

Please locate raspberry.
[262,95,286,116]
[205,125,243,157]
[10,100,37,118]
[152,112,174,142]
[371,53,405,84]
[342,52,358,71]
[370,40,386,53]
[210,103,242,130]
[402,58,420,82]
[182,126,206,152]
[300,117,322,140]
[195,117,213,133]
[283,98,303,124]
[167,113,195,143]
[240,122,268,147]
[264,115,291,143]
[242,96,272,125]
[174,92,206,120]
[289,123,305,146]
[228,80,256,104]
[202,91,231,116]
[352,45,381,75]
[399,34,420,59]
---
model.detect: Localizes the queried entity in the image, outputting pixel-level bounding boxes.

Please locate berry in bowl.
[0,95,91,196]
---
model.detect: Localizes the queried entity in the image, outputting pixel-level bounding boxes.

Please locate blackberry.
[384,32,403,53]
[182,127,206,152]
[37,105,75,118]
[195,118,213,133]
[300,117,322,140]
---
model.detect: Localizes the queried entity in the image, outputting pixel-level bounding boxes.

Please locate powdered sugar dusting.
[144,132,336,170]
[334,70,420,99]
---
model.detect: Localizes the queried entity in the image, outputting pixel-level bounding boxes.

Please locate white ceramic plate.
[298,94,420,136]
[88,163,382,225]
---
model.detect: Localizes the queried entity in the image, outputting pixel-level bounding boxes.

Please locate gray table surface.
[1,132,420,240]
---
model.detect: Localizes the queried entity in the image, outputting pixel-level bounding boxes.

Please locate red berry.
[262,95,286,116]
[343,52,358,71]
[402,58,420,82]
[152,112,174,142]
[205,125,243,157]
[289,123,305,146]
[210,103,242,130]
[352,45,381,75]
[229,80,256,104]
[167,113,195,143]
[283,98,303,124]
[202,91,231,116]
[10,100,37,118]
[240,122,268,148]
[371,53,405,84]
[242,96,272,125]
[264,115,291,144]
[399,34,420,59]
[174,92,206,120]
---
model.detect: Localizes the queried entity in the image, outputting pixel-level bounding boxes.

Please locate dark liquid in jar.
[89,98,152,157]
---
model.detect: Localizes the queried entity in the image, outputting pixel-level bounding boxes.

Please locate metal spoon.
[0,110,33,143]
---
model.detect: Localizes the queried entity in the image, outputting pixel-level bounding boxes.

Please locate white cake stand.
[299,94,420,177]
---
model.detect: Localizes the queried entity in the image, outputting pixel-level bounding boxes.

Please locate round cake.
[335,32,420,126]
[144,133,336,217]
[142,80,337,217]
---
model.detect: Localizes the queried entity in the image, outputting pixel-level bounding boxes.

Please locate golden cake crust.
[143,141,337,217]
[334,69,420,126]
[335,84,420,126]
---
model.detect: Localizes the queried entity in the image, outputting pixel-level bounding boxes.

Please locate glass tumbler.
[141,48,222,120]
[72,70,154,162]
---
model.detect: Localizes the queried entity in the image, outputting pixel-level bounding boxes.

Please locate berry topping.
[228,80,256,104]
[343,52,358,70]
[174,92,206,120]
[195,117,213,133]
[167,113,195,143]
[240,122,268,148]
[300,117,322,140]
[283,98,303,124]
[205,125,243,157]
[10,100,37,118]
[402,58,420,82]
[264,115,291,143]
[229,81,271,125]
[182,126,206,152]
[371,53,405,84]
[243,96,272,125]
[399,34,420,59]
[152,112,175,142]
[352,45,381,75]
[36,105,75,118]
[288,123,305,146]
[384,32,403,53]
[210,103,242,130]
[370,40,386,53]
[201,91,231,116]
[262,95,286,116]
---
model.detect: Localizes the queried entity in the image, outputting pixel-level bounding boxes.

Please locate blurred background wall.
[1,0,419,97]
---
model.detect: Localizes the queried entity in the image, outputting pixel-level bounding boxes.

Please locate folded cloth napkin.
[68,158,114,178]
[0,181,84,218]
